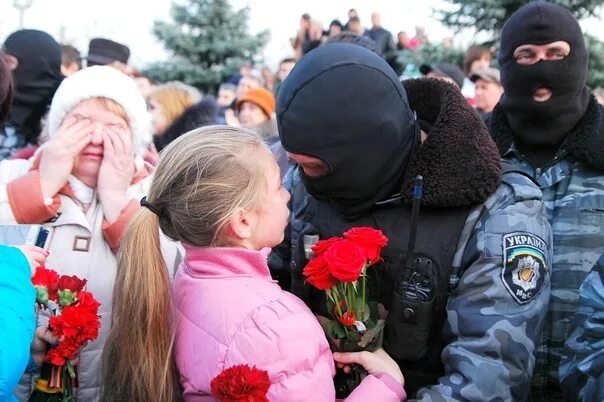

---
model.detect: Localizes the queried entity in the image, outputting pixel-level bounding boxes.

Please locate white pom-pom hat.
[47,66,152,156]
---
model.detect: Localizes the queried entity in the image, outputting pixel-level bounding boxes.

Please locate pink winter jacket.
[173,246,406,402]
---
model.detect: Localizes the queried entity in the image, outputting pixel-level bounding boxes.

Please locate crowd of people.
[0,2,603,402]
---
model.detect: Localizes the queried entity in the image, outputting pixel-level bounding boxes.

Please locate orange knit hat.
[237,87,276,118]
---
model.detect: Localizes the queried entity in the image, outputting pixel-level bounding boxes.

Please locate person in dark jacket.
[559,252,604,402]
[154,97,219,152]
[0,29,62,160]
[271,42,552,401]
[484,3,604,400]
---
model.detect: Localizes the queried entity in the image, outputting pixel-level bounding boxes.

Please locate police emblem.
[502,232,548,305]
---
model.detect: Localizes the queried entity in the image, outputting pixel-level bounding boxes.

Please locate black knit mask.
[498,2,589,146]
[277,43,419,220]
[2,30,62,143]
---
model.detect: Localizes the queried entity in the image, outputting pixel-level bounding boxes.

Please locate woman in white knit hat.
[0,66,181,402]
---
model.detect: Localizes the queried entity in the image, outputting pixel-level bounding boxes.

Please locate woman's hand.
[333,348,405,386]
[30,326,58,366]
[97,127,135,223]
[224,109,240,127]
[30,326,85,366]
[39,116,92,198]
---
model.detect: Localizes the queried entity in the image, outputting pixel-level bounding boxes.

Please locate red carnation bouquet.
[303,227,388,353]
[28,267,100,402]
[211,364,271,402]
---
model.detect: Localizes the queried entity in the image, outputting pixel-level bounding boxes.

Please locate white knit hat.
[47,66,152,156]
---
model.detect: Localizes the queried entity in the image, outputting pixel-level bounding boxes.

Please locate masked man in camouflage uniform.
[485,3,604,400]
[270,42,552,400]
[559,253,604,401]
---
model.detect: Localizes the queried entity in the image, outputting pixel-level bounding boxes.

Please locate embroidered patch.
[501,232,548,305]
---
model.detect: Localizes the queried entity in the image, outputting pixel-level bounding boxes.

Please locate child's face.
[247,153,290,249]
[67,99,131,187]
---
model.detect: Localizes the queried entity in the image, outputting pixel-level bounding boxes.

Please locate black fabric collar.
[400,79,503,207]
[488,95,604,170]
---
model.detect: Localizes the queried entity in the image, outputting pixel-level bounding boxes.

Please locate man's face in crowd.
[513,41,570,102]
[469,55,491,75]
[238,101,268,127]
[278,61,296,82]
[474,79,504,113]
[217,88,236,107]
[348,21,362,35]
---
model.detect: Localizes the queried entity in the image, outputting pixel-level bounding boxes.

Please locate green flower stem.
[347,282,355,316]
[67,362,76,379]
[361,268,367,319]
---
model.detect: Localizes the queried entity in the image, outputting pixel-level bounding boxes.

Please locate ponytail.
[101,208,181,402]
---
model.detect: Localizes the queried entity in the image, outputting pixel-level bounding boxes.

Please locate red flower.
[210,364,270,402]
[324,239,365,282]
[58,275,87,293]
[76,291,101,313]
[46,346,67,366]
[311,237,341,256]
[303,255,337,290]
[343,227,388,264]
[336,311,357,327]
[31,267,60,302]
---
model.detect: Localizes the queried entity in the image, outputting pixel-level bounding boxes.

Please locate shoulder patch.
[501,232,548,305]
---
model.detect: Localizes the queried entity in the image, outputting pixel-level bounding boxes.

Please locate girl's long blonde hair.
[101,126,269,402]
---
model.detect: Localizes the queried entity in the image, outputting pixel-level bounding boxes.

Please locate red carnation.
[343,227,388,264]
[210,364,270,402]
[324,239,366,282]
[311,237,341,256]
[76,291,101,313]
[48,304,100,349]
[303,255,337,290]
[31,266,60,303]
[58,275,87,293]
[46,347,67,366]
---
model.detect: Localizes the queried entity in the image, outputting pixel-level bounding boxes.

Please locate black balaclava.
[498,2,590,147]
[2,30,62,144]
[277,43,419,220]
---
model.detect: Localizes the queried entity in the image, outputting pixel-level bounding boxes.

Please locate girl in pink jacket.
[101,126,406,402]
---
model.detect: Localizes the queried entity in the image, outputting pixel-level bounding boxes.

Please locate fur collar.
[488,95,604,170]
[400,79,502,207]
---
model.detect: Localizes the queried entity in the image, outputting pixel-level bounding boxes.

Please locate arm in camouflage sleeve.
[559,254,604,402]
[415,176,552,401]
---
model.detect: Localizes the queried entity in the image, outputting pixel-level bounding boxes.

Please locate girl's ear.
[225,207,256,242]
[5,54,18,71]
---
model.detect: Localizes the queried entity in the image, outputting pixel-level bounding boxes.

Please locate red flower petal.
[211,365,270,402]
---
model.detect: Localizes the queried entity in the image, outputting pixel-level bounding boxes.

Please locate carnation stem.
[67,362,76,379]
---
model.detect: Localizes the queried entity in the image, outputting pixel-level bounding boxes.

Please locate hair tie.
[140,196,161,216]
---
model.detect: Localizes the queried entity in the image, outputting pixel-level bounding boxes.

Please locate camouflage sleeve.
[559,255,604,402]
[415,175,552,401]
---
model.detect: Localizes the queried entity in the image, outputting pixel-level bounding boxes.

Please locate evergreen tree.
[586,34,604,88]
[437,0,604,88]
[438,0,601,33]
[395,43,465,78]
[145,0,269,94]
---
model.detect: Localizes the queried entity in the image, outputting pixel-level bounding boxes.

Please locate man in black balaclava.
[0,29,62,160]
[271,42,552,400]
[486,3,604,401]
